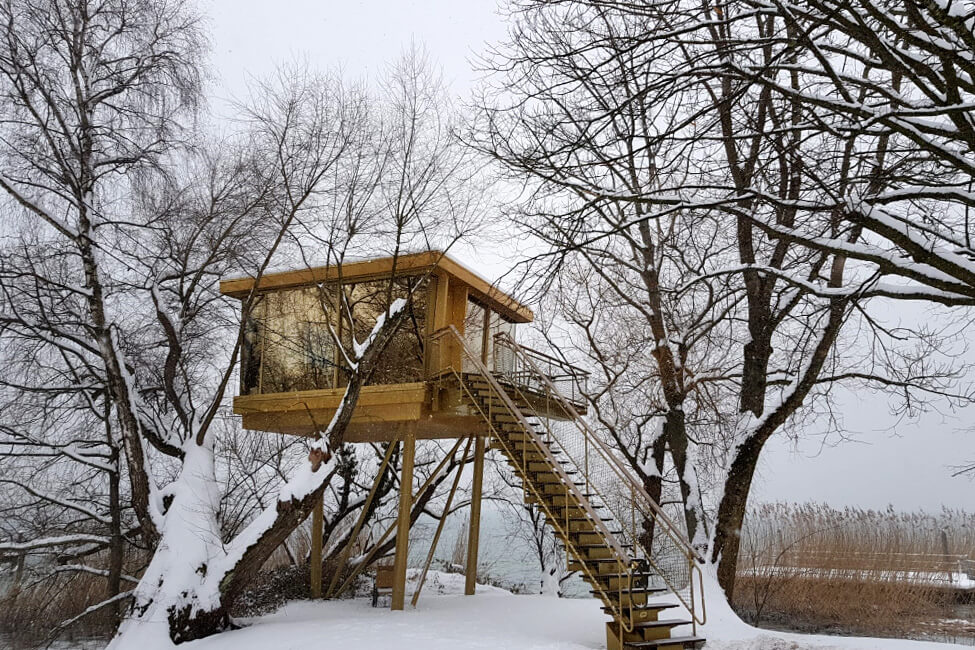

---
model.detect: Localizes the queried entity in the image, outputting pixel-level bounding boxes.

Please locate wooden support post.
[310,492,323,598]
[465,433,485,595]
[481,306,491,369]
[391,429,416,611]
[447,283,468,370]
[464,308,492,596]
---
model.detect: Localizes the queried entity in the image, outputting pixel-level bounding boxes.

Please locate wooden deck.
[232,371,587,441]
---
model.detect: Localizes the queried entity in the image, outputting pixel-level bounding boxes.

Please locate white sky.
[206,0,974,512]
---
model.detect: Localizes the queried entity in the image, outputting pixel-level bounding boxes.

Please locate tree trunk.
[740,334,772,416]
[107,446,124,627]
[708,433,766,601]
[662,410,705,549]
[639,433,667,550]
[113,443,228,647]
[711,299,849,598]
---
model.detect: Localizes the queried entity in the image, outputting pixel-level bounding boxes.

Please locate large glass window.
[462,300,487,371]
[241,285,337,395]
[462,298,517,374]
[241,276,428,395]
[339,277,427,386]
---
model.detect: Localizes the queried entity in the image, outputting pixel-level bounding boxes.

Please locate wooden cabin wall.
[426,270,473,375]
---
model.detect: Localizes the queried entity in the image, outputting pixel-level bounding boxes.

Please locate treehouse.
[220,250,586,441]
[220,251,706,650]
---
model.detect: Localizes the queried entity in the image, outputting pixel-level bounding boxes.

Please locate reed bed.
[735,502,975,643]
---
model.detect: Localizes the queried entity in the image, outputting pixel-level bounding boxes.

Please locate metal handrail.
[505,338,592,379]
[492,332,707,628]
[427,326,638,632]
[496,333,697,551]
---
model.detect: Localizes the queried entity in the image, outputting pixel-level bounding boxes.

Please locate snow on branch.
[0,479,112,524]
[52,591,133,634]
[352,297,408,361]
[0,534,111,553]
[50,564,141,584]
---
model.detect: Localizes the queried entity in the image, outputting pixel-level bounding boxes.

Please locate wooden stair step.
[506,444,543,453]
[629,619,693,630]
[591,574,651,591]
[561,532,620,546]
[594,568,657,581]
[571,526,623,533]
[531,467,578,476]
[553,491,599,499]
[507,442,565,455]
[542,491,602,502]
[570,557,631,565]
[622,636,706,649]
[553,513,614,522]
[602,602,680,614]
[547,501,606,510]
[574,542,632,549]
[595,586,669,598]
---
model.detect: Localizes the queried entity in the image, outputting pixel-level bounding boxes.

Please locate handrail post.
[689,556,696,636]
[585,434,590,495]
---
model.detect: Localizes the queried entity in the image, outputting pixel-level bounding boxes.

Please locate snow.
[0,533,110,552]
[739,566,975,590]
[107,571,971,650]
[176,574,603,650]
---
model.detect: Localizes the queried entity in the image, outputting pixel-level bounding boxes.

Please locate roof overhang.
[219,250,534,323]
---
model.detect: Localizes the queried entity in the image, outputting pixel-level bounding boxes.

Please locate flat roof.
[219,250,533,323]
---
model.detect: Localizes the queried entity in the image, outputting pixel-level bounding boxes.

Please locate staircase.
[428,326,706,650]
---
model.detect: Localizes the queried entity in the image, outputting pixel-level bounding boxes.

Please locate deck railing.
[490,335,590,405]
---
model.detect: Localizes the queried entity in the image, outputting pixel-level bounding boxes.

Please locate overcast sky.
[205,0,974,512]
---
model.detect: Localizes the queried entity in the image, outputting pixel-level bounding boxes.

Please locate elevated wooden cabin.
[217,253,707,650]
[220,251,583,442]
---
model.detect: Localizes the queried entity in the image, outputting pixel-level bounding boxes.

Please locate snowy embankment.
[161,571,972,650]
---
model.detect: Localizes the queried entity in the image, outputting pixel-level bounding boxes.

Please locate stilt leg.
[391,430,416,610]
[465,434,485,595]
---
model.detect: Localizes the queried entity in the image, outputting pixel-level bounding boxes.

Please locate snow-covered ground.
[167,571,972,650]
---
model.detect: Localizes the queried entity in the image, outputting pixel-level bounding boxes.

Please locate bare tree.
[0,3,482,642]
[709,0,975,477]
[474,0,972,600]
[714,0,975,305]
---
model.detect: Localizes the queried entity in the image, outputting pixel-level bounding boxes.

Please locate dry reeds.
[0,550,150,649]
[735,502,975,642]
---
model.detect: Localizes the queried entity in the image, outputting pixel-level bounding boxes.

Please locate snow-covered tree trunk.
[111,299,408,645]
